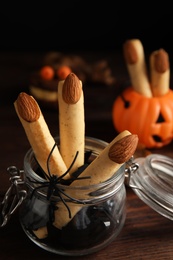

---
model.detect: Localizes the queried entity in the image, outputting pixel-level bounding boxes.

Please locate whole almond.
[62,73,82,104]
[153,49,169,73]
[108,134,138,164]
[123,40,138,64]
[16,92,40,122]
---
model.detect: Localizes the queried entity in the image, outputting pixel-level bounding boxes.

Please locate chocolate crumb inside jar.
[19,136,126,256]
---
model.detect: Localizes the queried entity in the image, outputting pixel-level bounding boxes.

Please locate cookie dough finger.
[58,73,85,175]
[14,92,68,178]
[150,48,170,96]
[123,39,152,97]
[53,130,138,229]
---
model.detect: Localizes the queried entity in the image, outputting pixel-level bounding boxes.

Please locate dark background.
[0,1,173,53]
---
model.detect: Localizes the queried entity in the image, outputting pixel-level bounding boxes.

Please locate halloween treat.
[33,226,48,240]
[150,48,170,96]
[123,39,152,97]
[14,92,68,178]
[14,72,138,242]
[29,52,116,109]
[112,39,173,149]
[73,131,137,185]
[53,131,138,229]
[39,65,56,80]
[58,73,85,175]
[30,64,72,110]
[14,92,70,239]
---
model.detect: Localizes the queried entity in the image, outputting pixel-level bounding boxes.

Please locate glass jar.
[2,137,173,257]
[128,154,173,220]
[18,136,126,256]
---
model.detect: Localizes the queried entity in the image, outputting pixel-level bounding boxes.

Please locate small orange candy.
[57,66,72,80]
[40,66,54,80]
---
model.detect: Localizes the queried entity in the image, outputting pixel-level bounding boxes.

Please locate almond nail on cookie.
[53,130,139,229]
[58,73,85,175]
[14,92,68,178]
[150,48,170,97]
[123,39,152,97]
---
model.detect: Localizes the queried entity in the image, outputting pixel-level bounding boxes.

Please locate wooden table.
[1,51,173,260]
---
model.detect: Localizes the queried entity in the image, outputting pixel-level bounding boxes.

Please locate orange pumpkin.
[112,87,173,148]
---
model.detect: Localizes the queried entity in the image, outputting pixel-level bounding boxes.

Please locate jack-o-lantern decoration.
[112,87,173,148]
[112,39,173,148]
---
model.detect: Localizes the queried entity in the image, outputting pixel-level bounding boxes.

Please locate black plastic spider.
[28,142,90,218]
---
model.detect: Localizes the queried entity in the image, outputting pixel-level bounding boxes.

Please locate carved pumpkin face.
[112,87,173,148]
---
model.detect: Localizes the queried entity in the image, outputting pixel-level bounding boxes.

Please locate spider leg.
[58,151,79,181]
[47,142,57,178]
[58,188,85,205]
[57,191,72,218]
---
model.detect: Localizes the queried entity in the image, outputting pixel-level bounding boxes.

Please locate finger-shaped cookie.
[58,73,85,175]
[150,48,170,96]
[14,92,68,178]
[123,39,152,97]
[53,130,138,229]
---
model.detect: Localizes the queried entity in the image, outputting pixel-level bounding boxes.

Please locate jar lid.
[128,154,173,220]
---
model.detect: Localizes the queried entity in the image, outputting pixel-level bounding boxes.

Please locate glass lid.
[128,154,173,220]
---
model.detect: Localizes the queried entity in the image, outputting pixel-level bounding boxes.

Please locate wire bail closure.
[0,166,27,227]
[124,157,139,186]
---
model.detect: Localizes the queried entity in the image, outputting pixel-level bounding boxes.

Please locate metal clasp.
[125,157,139,186]
[0,166,27,227]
